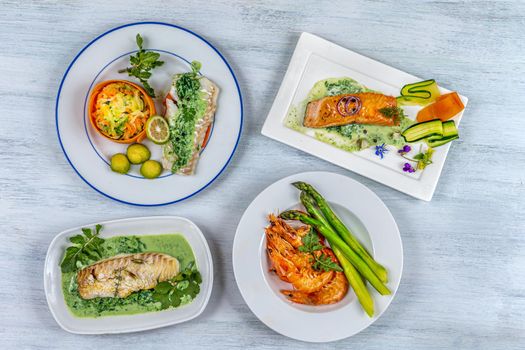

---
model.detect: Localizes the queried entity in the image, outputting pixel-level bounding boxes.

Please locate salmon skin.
[77,253,180,299]
[304,92,399,128]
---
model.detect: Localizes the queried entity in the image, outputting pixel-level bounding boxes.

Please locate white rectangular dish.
[44,216,213,334]
[262,32,468,201]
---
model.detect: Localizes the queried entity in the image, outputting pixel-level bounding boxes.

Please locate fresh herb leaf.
[191,60,201,74]
[298,229,324,253]
[60,225,105,273]
[119,33,164,97]
[401,145,434,171]
[312,254,343,272]
[299,229,342,272]
[151,264,202,310]
[135,33,143,49]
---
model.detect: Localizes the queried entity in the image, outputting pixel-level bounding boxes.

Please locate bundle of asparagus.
[279,182,390,317]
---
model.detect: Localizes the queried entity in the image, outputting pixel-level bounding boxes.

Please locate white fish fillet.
[162,76,219,175]
[76,253,180,299]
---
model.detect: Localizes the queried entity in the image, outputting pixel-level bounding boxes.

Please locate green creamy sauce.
[284,77,414,152]
[61,234,195,318]
[168,73,207,173]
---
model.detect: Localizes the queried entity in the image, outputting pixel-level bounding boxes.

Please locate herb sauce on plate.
[61,234,195,318]
[284,77,414,152]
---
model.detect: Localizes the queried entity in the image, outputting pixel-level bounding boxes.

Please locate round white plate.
[232,171,403,342]
[44,216,213,334]
[56,22,243,206]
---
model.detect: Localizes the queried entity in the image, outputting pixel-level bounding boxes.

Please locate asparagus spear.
[299,192,374,316]
[280,210,391,295]
[333,246,374,316]
[292,181,388,283]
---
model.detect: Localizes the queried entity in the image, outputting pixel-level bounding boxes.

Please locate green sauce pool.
[284,77,414,152]
[61,234,196,318]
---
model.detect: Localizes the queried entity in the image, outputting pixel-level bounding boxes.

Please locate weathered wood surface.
[1,0,524,348]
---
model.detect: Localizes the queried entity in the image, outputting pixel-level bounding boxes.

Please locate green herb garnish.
[168,61,206,173]
[378,106,399,118]
[413,146,434,170]
[402,145,434,170]
[151,263,202,310]
[298,229,343,272]
[119,34,164,97]
[60,225,105,273]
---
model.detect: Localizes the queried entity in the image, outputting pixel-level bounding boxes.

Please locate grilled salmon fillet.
[304,92,399,128]
[77,253,180,299]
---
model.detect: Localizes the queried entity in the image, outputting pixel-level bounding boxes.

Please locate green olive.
[110,153,130,174]
[140,160,163,179]
[127,143,151,164]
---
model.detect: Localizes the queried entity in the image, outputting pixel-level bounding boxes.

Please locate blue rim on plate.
[55,21,244,206]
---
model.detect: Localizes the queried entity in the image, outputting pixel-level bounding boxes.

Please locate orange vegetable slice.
[416,92,464,122]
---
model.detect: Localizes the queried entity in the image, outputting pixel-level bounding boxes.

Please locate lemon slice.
[146,115,170,144]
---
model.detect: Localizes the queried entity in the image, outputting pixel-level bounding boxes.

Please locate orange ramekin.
[88,80,156,144]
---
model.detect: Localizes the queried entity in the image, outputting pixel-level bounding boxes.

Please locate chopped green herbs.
[324,78,370,96]
[60,225,105,273]
[119,33,164,97]
[168,61,207,173]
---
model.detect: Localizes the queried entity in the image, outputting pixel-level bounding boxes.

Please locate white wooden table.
[1,1,524,348]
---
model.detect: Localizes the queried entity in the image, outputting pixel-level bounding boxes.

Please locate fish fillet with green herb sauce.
[162,61,219,175]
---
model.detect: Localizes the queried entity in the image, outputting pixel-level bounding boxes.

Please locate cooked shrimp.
[281,250,349,305]
[281,271,348,305]
[266,215,334,294]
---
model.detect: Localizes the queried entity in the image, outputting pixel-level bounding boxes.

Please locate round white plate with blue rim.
[232,171,403,342]
[56,22,243,206]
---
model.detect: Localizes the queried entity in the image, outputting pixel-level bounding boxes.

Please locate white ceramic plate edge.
[232,171,403,342]
[262,32,468,201]
[44,216,213,334]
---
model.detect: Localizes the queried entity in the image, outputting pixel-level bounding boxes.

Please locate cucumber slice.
[426,135,459,147]
[402,120,443,142]
[441,120,458,138]
[425,121,459,147]
[397,79,441,106]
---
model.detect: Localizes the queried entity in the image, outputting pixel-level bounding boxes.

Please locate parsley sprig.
[298,229,343,272]
[119,34,164,97]
[60,225,105,273]
[151,263,202,309]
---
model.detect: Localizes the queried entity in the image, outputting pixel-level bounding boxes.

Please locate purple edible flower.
[403,162,416,173]
[398,145,411,155]
[374,143,388,159]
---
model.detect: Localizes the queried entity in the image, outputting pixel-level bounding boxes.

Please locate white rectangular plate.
[44,216,213,334]
[262,32,468,201]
